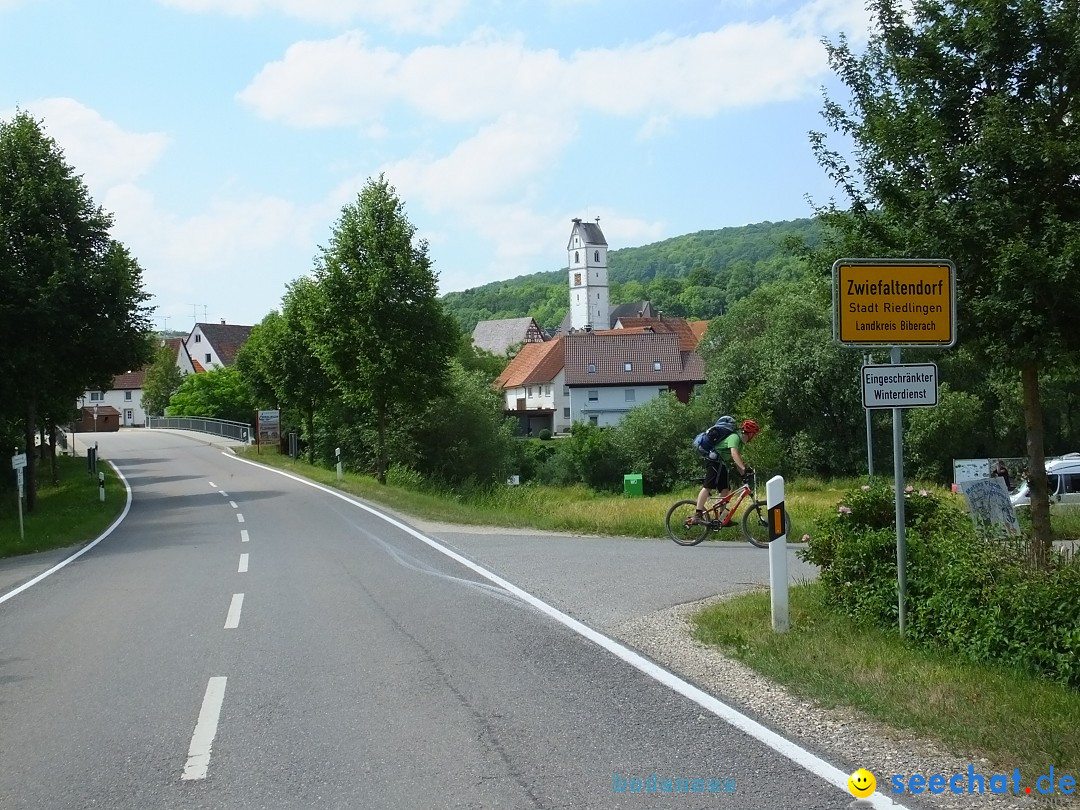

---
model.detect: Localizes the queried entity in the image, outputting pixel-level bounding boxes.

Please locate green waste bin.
[623,473,643,498]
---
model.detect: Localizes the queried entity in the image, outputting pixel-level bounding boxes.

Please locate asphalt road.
[0,429,899,810]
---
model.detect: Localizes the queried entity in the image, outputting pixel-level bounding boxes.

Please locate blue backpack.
[693,416,737,457]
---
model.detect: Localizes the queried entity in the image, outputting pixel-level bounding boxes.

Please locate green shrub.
[801,479,1080,688]
[538,428,552,440]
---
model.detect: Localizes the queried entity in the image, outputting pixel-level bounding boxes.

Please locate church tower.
[567,217,609,331]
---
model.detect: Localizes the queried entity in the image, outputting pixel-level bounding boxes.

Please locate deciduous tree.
[310,175,458,483]
[812,0,1080,561]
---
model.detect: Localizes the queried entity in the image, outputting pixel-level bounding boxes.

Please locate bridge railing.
[147,416,253,443]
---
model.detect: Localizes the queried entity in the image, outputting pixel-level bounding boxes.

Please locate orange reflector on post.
[768,502,786,541]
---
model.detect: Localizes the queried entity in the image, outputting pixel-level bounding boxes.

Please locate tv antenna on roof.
[191,304,207,323]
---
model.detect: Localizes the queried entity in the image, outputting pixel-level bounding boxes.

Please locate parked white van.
[1010,453,1080,508]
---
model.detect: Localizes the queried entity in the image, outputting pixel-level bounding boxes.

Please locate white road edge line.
[240,530,249,543]
[224,593,244,629]
[238,553,249,573]
[223,452,912,810]
[181,676,228,781]
[0,461,132,607]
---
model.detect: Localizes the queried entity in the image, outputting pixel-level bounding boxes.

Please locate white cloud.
[382,112,576,212]
[5,98,170,193]
[158,0,466,33]
[239,15,837,129]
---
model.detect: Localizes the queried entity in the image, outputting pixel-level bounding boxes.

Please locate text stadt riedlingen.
[846,277,946,333]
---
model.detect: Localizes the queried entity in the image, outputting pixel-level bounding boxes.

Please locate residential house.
[494,338,566,435]
[562,330,704,427]
[77,369,147,430]
[184,320,254,372]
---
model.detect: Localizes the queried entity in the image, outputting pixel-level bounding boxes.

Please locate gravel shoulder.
[609,592,1072,810]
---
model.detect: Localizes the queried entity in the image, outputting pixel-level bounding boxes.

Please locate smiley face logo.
[847,768,876,798]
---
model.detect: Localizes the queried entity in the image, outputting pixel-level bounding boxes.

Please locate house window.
[527,387,533,398]
[587,363,596,373]
[545,385,551,396]
[563,407,570,418]
[124,391,132,401]
[194,334,201,343]
[588,390,598,402]
[625,389,636,402]
[589,416,598,426]
[575,251,579,264]
[89,391,104,402]
[205,353,212,364]
[563,385,569,396]
[653,361,662,371]
[624,362,632,372]
[594,250,600,262]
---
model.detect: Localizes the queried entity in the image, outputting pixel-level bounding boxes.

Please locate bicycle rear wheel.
[665,500,710,546]
[741,500,792,548]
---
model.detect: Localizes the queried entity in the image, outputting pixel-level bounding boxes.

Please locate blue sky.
[0,0,869,330]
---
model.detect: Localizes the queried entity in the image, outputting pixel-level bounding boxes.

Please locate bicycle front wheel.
[741,500,791,548]
[665,500,709,546]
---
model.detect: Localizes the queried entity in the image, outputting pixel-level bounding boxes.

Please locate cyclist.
[693,419,759,523]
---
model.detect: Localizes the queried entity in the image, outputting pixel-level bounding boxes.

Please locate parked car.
[1010,453,1080,508]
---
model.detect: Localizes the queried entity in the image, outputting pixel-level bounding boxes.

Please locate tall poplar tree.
[812,0,1080,562]
[311,175,458,483]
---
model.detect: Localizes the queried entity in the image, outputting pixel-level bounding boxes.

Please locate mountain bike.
[665,471,791,548]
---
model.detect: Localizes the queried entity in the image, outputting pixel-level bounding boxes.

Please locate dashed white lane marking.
[208,482,217,489]
[224,452,914,810]
[240,529,249,543]
[238,554,249,573]
[219,490,229,497]
[236,513,245,523]
[224,593,244,629]
[229,501,238,509]
[181,676,228,781]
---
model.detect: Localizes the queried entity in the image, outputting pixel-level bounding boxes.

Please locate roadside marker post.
[767,475,788,633]
[98,471,105,503]
[336,447,342,482]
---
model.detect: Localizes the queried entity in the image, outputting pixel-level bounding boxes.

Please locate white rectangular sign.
[11,452,26,470]
[862,363,938,409]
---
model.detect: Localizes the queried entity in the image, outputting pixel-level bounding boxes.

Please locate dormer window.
[624,362,633,372]
[587,363,596,374]
[653,361,662,371]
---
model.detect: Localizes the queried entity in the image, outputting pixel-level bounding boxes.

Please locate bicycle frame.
[706,483,755,527]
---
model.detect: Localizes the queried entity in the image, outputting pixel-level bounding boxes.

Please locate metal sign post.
[834,258,957,637]
[12,450,27,541]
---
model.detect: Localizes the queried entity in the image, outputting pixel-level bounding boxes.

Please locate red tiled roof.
[111,370,146,389]
[688,320,710,347]
[495,338,563,388]
[563,331,705,386]
[192,358,206,373]
[608,316,697,351]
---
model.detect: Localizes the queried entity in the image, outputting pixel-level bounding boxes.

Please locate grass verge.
[0,455,125,559]
[237,447,868,541]
[692,581,1080,778]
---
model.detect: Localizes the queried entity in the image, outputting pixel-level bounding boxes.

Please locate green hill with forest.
[442,217,825,334]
